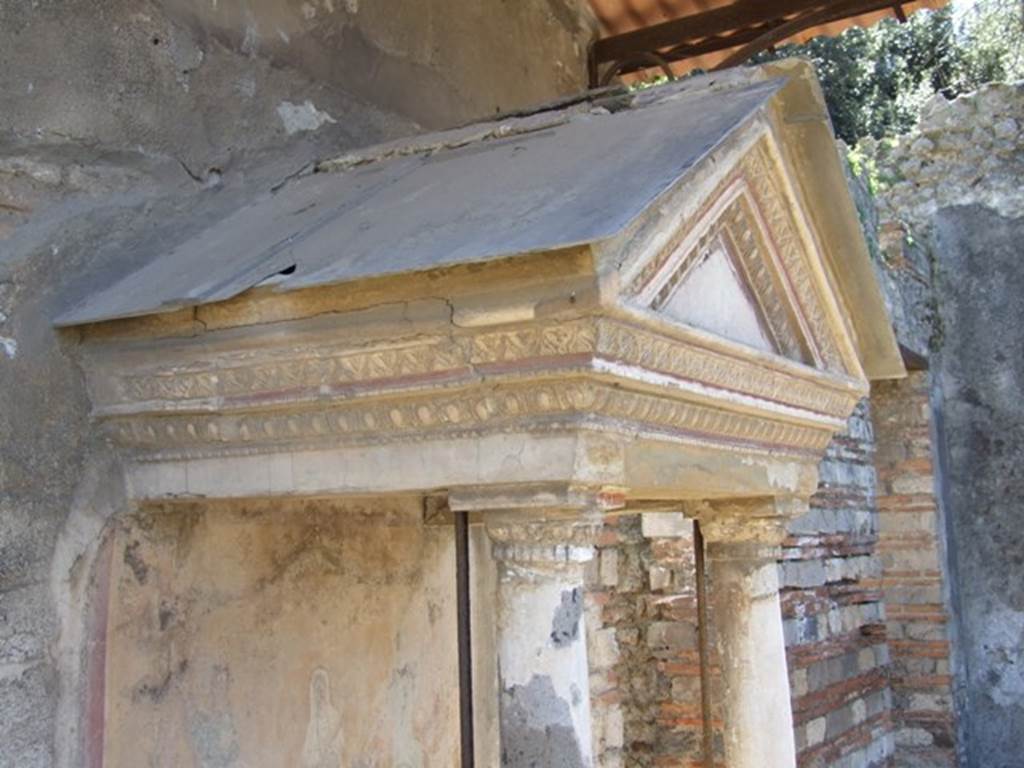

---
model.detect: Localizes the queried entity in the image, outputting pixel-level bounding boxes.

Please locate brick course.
[784,401,895,768]
[587,513,723,767]
[871,372,958,768]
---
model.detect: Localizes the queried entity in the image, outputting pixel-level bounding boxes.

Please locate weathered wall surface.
[863,81,1024,768]
[103,498,459,768]
[1,0,593,165]
[0,4,592,766]
[930,206,1024,768]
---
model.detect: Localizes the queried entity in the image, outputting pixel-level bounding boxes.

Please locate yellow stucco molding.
[758,58,905,380]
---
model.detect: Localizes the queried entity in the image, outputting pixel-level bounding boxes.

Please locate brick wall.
[783,401,895,768]
[587,512,719,768]
[871,372,958,767]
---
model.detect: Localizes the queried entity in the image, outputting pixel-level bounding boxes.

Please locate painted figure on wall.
[190,665,243,768]
[302,667,344,768]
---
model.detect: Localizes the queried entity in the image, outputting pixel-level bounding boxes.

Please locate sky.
[953,0,982,22]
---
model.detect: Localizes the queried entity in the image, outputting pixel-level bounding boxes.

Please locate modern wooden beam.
[590,0,931,84]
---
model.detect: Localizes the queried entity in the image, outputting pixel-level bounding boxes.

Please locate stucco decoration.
[625,143,855,375]
[65,66,892,510]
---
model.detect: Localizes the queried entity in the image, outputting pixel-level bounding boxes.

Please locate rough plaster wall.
[102,498,459,768]
[1,0,593,167]
[861,81,1024,768]
[931,207,1024,768]
[0,3,591,766]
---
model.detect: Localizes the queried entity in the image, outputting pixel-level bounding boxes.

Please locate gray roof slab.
[56,77,782,326]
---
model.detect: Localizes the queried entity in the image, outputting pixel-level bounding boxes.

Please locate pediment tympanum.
[62,62,899,505]
[620,139,858,379]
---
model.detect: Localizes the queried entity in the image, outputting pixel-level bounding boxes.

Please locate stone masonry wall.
[861,82,1023,232]
[586,512,715,768]
[871,371,958,767]
[861,80,1024,768]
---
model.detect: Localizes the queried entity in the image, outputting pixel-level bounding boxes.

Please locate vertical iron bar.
[587,41,601,89]
[455,510,476,768]
[694,519,715,768]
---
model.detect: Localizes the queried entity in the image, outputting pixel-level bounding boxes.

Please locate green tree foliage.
[954,0,1024,87]
[751,0,1024,144]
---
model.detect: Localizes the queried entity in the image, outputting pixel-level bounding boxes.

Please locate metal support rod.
[694,519,715,768]
[455,510,476,768]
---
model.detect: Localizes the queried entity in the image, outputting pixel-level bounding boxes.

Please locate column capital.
[488,508,598,766]
[485,511,602,568]
[683,496,808,551]
[446,481,616,569]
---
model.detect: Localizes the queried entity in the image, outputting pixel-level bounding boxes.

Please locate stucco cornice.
[80,309,861,465]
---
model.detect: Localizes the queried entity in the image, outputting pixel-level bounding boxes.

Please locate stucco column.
[692,499,803,768]
[485,513,600,768]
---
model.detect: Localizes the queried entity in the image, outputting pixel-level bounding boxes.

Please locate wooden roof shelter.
[587,0,949,86]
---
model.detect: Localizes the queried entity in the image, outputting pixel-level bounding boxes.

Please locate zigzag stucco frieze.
[592,321,857,417]
[742,144,847,374]
[111,321,598,405]
[94,315,860,426]
[721,194,810,364]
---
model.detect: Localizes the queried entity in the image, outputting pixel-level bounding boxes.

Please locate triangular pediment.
[622,137,863,379]
[653,236,786,358]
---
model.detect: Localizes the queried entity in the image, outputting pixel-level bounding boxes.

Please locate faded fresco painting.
[100,498,459,767]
